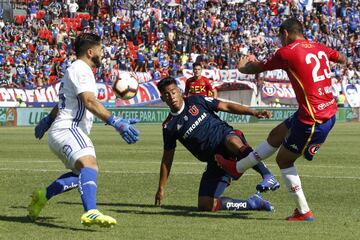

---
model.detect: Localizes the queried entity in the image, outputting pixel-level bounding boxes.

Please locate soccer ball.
[113,72,139,100]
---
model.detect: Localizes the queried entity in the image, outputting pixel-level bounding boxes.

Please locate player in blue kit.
[154,77,277,212]
[27,33,140,227]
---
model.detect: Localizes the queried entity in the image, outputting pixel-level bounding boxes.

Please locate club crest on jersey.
[308,144,321,156]
[188,105,199,116]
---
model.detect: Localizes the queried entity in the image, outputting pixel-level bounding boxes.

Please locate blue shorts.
[198,129,252,198]
[198,161,231,198]
[283,111,336,161]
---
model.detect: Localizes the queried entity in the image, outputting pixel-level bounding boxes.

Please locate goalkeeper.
[27,33,140,227]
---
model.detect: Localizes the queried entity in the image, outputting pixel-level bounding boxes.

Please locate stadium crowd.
[0,0,359,89]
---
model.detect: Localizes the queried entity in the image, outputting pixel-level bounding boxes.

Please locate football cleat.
[256,175,280,192]
[81,209,117,228]
[214,154,242,180]
[28,188,48,221]
[247,192,274,212]
[286,208,314,221]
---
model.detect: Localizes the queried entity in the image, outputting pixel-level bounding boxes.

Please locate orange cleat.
[286,208,314,221]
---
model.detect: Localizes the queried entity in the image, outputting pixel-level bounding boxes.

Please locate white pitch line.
[2,160,360,170]
[0,168,359,180]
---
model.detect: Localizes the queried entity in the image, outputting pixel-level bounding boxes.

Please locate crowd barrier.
[0,107,358,127]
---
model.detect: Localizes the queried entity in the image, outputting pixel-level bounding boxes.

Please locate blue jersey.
[162,95,233,162]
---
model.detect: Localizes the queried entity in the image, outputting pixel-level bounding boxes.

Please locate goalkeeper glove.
[107,115,140,144]
[34,114,54,140]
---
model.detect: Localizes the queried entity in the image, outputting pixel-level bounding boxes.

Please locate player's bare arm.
[217,101,272,119]
[49,105,59,120]
[79,91,112,122]
[237,56,265,74]
[336,53,347,65]
[155,148,175,206]
[212,88,218,98]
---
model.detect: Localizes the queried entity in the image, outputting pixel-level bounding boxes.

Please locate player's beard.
[91,55,101,68]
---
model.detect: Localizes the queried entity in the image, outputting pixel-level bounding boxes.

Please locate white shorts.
[48,127,96,172]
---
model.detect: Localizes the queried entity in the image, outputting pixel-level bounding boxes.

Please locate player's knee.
[198,203,216,212]
[226,135,245,151]
[198,197,217,212]
[75,156,99,171]
[268,123,288,147]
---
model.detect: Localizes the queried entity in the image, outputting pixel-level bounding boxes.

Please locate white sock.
[281,166,310,214]
[255,140,278,159]
[236,140,278,173]
[236,151,259,173]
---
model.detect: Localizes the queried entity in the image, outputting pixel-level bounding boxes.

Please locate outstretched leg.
[28,172,79,220]
[221,129,280,192]
[197,161,273,212]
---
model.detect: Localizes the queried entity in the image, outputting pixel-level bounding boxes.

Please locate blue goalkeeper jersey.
[162,95,233,162]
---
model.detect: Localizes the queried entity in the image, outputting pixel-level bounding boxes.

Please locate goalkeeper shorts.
[48,127,96,173]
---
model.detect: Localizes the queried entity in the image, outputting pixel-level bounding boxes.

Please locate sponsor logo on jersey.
[317,98,335,111]
[183,112,207,139]
[177,124,182,130]
[190,85,206,94]
[308,144,321,156]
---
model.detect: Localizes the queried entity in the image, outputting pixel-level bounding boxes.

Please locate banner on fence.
[2,107,355,127]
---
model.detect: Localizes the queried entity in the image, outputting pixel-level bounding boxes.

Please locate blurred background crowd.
[0,0,359,89]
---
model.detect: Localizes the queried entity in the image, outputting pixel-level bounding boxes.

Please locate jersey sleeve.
[72,69,96,95]
[323,45,340,62]
[195,95,220,111]
[184,78,191,95]
[163,128,176,150]
[204,77,215,96]
[259,49,288,71]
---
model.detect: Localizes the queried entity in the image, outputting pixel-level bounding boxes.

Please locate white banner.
[182,69,256,82]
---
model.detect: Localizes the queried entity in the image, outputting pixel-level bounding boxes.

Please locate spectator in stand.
[0,0,359,90]
[68,0,79,18]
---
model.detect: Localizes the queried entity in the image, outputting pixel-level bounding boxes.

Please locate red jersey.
[185,76,215,97]
[260,39,340,124]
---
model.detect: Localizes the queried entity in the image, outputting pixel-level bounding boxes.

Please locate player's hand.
[237,56,250,71]
[155,188,164,206]
[34,114,54,140]
[107,115,140,144]
[254,110,272,119]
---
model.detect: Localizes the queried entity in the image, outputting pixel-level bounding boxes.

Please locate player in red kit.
[215,18,347,221]
[185,62,217,98]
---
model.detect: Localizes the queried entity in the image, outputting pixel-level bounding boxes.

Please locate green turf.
[0,123,359,239]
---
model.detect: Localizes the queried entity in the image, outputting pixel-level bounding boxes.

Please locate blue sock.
[78,167,98,211]
[218,197,251,211]
[46,172,79,200]
[252,162,272,179]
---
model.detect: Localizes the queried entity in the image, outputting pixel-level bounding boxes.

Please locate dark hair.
[279,18,304,35]
[157,77,177,93]
[74,33,101,57]
[192,62,202,69]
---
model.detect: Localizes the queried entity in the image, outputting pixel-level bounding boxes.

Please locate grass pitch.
[0,122,359,240]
